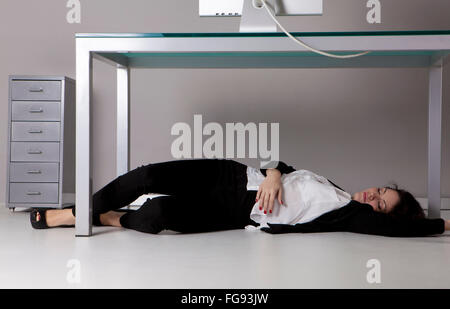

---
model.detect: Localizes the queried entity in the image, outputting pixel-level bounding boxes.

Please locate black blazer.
[259,161,445,237]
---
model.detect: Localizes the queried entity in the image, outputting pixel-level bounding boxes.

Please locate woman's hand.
[256,169,283,214]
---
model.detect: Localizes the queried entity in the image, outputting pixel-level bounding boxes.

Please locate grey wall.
[1,0,450,201]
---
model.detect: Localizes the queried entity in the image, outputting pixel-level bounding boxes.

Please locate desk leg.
[117,65,130,177]
[75,48,93,236]
[428,58,443,219]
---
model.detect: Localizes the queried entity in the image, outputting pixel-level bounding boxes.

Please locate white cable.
[258,0,371,59]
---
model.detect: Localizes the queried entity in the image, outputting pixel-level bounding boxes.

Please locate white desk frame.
[75,32,450,236]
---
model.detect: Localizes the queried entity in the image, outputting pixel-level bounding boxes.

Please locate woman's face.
[351,187,400,213]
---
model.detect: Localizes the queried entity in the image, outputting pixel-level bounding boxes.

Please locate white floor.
[1,206,450,289]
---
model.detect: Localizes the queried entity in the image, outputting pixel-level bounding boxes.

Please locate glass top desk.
[75,30,450,236]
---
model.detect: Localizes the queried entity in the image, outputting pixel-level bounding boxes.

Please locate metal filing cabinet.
[6,76,76,209]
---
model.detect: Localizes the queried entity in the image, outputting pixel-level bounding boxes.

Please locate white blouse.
[245,166,352,230]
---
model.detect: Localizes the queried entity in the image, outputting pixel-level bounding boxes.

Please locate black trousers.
[92,159,258,234]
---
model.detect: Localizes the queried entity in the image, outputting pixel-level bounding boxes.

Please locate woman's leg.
[119,194,249,234]
[118,163,257,234]
[35,159,253,230]
[119,196,178,234]
[92,158,248,224]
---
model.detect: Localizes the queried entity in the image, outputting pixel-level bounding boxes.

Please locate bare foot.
[99,211,125,227]
[36,209,75,227]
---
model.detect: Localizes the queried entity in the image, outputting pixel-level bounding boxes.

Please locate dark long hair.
[386,184,425,220]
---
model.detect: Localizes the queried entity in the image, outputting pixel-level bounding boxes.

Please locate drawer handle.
[29,108,44,113]
[26,191,42,196]
[29,87,44,93]
[28,129,43,134]
[27,170,42,174]
[27,149,42,154]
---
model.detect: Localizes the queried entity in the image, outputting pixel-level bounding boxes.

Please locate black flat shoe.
[30,207,75,229]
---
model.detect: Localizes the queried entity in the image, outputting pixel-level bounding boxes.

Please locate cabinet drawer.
[11,80,61,101]
[12,101,61,121]
[9,183,58,204]
[12,122,60,142]
[10,163,59,182]
[11,142,60,162]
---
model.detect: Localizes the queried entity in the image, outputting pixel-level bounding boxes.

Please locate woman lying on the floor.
[30,159,450,237]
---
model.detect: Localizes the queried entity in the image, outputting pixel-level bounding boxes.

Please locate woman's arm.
[256,161,295,214]
[340,206,446,237]
[260,202,447,237]
[265,168,282,178]
[260,161,296,176]
[256,168,283,215]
